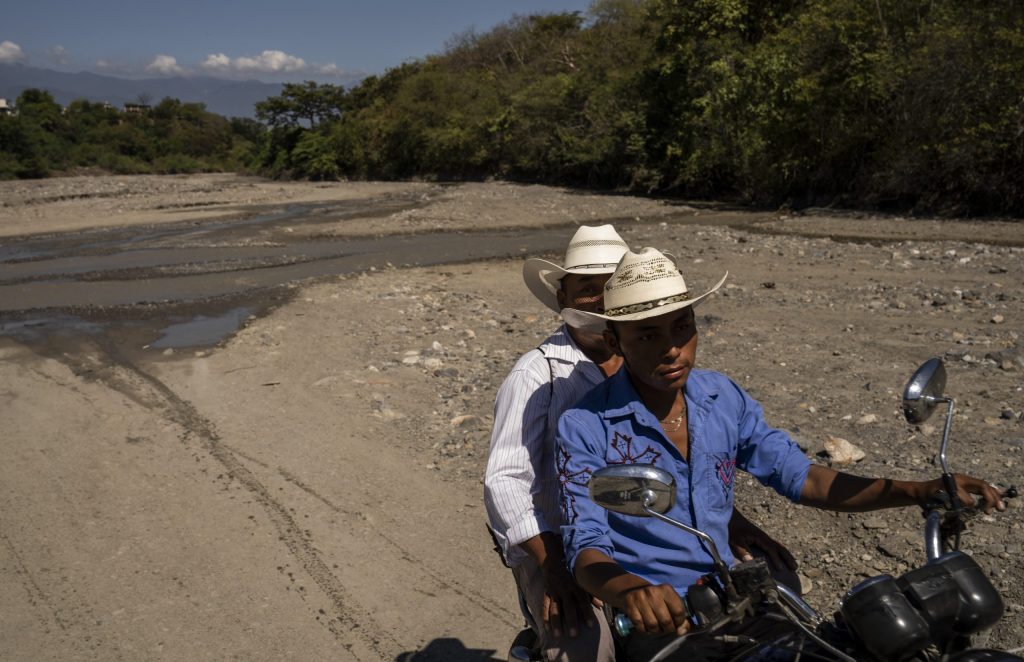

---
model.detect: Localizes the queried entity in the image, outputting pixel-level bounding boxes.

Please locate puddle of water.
[0,207,307,265]
[149,307,252,349]
[0,316,103,341]
[0,195,418,266]
[0,231,545,311]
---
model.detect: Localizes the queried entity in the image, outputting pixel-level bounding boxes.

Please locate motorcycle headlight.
[930,551,1004,635]
[896,561,960,641]
[840,574,931,661]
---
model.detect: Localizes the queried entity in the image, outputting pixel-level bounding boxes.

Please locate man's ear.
[556,288,567,310]
[603,326,622,356]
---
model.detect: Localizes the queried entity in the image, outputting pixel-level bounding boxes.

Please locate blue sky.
[1,0,594,82]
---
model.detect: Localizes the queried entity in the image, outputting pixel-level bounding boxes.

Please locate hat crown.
[603,248,689,315]
[561,224,629,270]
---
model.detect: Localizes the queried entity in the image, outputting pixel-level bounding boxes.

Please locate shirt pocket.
[705,452,736,512]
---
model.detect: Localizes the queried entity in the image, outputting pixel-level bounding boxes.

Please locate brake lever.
[963,484,1019,517]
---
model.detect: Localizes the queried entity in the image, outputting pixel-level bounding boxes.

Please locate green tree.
[255,81,345,129]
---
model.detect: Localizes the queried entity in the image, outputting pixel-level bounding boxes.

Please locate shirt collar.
[541,324,591,364]
[600,366,719,421]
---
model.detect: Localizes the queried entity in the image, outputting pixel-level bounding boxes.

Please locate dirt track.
[1,175,1022,660]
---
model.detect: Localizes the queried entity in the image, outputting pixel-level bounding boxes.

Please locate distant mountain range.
[0,64,286,118]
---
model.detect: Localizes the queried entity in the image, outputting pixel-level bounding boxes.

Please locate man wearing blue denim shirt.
[557,248,1006,652]
[558,367,809,598]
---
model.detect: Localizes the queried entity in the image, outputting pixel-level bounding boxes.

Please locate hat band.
[605,291,691,318]
[572,239,629,249]
[564,261,620,271]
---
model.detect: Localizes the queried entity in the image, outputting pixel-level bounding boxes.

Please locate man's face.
[605,308,698,393]
[557,273,611,314]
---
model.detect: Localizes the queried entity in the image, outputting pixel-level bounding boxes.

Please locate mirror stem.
[934,397,963,535]
[937,396,955,477]
[642,506,739,600]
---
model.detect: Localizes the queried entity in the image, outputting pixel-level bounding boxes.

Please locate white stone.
[823,436,866,464]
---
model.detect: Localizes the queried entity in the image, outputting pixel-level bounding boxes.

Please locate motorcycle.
[512,358,1021,661]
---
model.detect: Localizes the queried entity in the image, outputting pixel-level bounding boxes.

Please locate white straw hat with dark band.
[522,224,630,313]
[561,247,727,332]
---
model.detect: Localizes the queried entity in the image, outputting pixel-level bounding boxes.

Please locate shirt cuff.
[505,513,552,548]
[783,457,812,503]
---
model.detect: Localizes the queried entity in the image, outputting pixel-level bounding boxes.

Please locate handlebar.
[611,578,821,637]
[923,485,1017,562]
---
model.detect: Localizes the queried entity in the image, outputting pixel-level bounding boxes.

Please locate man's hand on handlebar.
[728,508,797,572]
[921,473,1007,514]
[622,583,690,636]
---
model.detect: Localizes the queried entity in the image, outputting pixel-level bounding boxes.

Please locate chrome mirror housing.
[902,357,947,425]
[588,464,676,516]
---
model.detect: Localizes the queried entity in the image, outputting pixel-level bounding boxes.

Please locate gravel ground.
[1,176,1022,659]
[354,222,1024,649]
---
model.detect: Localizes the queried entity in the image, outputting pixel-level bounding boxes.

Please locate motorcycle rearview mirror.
[588,464,676,516]
[902,357,947,425]
[589,464,739,598]
[902,357,959,513]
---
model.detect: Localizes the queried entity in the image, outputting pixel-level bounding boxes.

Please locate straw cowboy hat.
[561,247,728,333]
[522,224,630,313]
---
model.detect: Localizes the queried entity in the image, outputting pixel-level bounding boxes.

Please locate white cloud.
[146,54,184,76]
[49,45,71,65]
[0,40,26,64]
[198,49,309,77]
[87,49,339,81]
[234,50,306,74]
[201,52,231,71]
[317,63,345,76]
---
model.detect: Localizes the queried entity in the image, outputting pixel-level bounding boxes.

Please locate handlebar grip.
[613,613,633,637]
[612,589,697,638]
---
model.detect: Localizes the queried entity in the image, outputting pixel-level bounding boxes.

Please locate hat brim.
[561,272,728,333]
[523,252,679,314]
[522,258,620,313]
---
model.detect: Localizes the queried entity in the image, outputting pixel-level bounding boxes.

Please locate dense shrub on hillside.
[0,91,259,178]
[253,0,1024,215]
[4,0,1022,215]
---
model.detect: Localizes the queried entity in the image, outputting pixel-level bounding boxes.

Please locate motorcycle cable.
[646,602,751,662]
[767,596,858,662]
[724,638,840,662]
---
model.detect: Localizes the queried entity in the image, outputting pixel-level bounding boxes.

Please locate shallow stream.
[0,200,576,350]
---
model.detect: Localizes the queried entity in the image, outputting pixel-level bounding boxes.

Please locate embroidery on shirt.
[557,446,592,525]
[608,430,662,466]
[716,457,736,497]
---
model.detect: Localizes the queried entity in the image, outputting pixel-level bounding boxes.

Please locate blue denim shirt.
[557,368,810,596]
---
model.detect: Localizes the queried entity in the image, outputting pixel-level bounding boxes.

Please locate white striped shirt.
[483,325,605,566]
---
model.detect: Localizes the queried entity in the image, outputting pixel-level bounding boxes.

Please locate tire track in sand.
[79,342,398,661]
[277,467,519,629]
[0,525,70,633]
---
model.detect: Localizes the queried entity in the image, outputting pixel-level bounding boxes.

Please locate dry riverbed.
[1,175,1022,660]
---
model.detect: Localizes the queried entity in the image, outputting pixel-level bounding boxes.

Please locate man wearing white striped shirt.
[484,226,795,662]
[485,224,625,661]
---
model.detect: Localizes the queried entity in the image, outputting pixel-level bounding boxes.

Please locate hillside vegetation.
[0,91,261,178]
[255,0,1024,215]
[3,0,1023,215]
